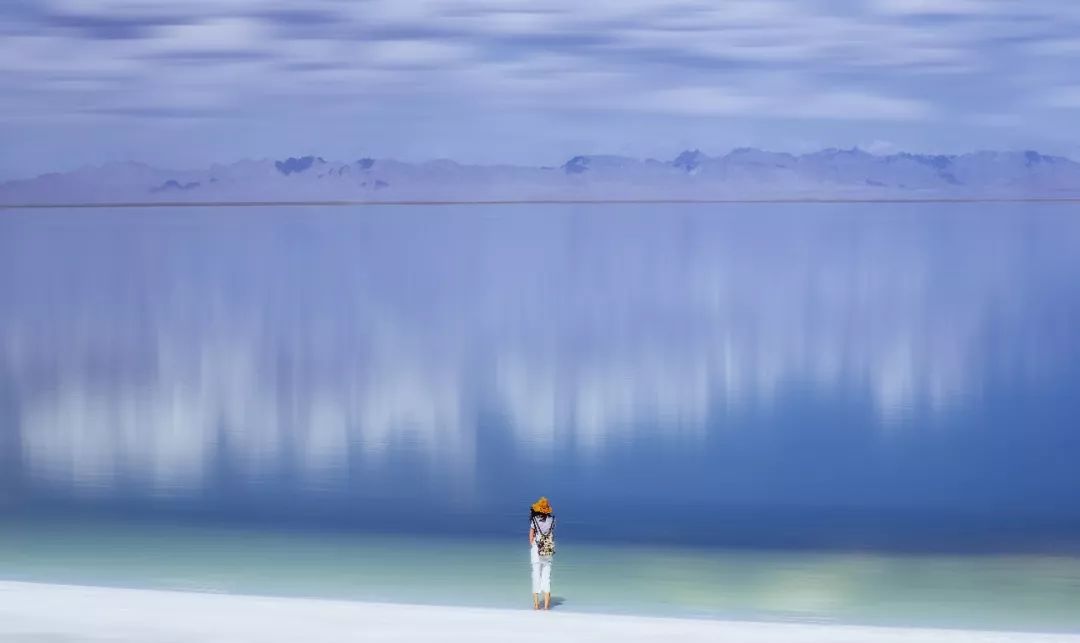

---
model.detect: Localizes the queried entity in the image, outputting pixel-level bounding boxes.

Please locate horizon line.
[5,197,1080,210]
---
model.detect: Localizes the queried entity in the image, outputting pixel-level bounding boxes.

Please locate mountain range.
[4,148,1080,204]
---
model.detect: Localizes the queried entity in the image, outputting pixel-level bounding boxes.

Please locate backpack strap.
[531,516,540,552]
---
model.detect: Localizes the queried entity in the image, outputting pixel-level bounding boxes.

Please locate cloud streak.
[2,0,1080,174]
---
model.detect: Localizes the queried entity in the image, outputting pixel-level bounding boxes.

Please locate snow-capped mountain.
[3,148,1080,204]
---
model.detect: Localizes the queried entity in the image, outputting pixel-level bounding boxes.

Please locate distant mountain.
[3,148,1080,204]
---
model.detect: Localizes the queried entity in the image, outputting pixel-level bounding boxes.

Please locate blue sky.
[3,0,1080,179]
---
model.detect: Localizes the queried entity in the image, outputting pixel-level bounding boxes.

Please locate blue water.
[0,204,1079,628]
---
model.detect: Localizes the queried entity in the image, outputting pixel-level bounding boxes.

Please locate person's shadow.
[550,596,566,608]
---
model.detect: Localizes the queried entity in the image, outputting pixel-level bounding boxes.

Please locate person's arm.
[529,526,535,545]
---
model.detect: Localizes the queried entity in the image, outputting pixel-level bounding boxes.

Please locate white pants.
[531,557,552,594]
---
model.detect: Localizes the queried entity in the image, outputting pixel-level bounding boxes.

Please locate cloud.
[630,86,932,121]
[147,17,269,54]
[799,91,933,120]
[363,39,476,69]
[1044,86,1080,108]
[0,0,1079,164]
[869,0,994,16]
[1027,38,1080,56]
[634,87,763,116]
[80,105,234,119]
[42,12,184,39]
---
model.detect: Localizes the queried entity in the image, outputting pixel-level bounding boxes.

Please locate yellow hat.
[531,497,552,514]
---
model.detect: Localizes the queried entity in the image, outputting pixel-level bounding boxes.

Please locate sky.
[4,0,1080,179]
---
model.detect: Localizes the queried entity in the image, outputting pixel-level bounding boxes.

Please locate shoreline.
[1,581,1077,643]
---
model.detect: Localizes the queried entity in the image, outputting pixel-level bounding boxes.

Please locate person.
[528,496,556,610]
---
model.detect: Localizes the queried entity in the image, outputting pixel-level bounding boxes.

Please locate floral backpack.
[533,515,556,558]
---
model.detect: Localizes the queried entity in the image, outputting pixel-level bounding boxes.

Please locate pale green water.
[1,518,1078,633]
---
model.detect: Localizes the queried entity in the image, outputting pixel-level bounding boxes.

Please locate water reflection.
[0,204,1078,540]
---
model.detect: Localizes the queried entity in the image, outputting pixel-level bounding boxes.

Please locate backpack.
[533,516,556,558]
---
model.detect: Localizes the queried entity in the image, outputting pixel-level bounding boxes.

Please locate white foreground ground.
[1,581,1077,643]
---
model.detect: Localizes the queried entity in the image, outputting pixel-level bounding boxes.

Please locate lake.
[1,203,1079,630]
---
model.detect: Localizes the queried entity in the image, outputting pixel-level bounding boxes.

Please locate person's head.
[531,496,552,518]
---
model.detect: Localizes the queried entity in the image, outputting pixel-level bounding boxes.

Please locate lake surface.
[1,204,1079,629]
